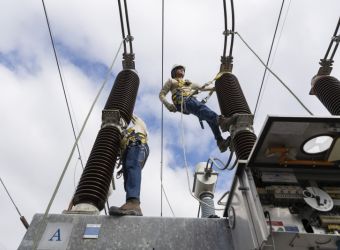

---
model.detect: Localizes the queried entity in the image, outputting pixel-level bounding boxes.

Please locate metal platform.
[19,214,234,250]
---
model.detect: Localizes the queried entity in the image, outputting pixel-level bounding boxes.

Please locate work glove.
[164,102,177,112]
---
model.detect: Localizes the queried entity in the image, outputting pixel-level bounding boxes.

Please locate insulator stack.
[233,130,257,160]
[312,75,340,115]
[72,69,140,211]
[73,127,122,210]
[215,72,256,160]
[215,72,251,117]
[104,69,140,124]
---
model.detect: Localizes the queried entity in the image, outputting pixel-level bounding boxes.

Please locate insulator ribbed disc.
[215,73,251,117]
[104,69,140,124]
[232,130,257,160]
[73,126,122,210]
[313,75,340,115]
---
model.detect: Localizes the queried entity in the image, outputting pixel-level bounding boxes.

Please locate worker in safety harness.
[159,64,230,152]
[109,114,149,216]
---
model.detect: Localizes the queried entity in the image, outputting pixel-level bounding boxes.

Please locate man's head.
[171,64,185,78]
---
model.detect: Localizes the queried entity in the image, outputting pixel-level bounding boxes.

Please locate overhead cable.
[0,177,29,229]
[32,39,125,250]
[253,0,286,117]
[160,0,165,217]
[41,0,85,170]
[118,0,134,54]
[255,0,292,118]
[235,31,314,116]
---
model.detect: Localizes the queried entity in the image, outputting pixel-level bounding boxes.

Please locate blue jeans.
[176,97,222,141]
[122,143,149,201]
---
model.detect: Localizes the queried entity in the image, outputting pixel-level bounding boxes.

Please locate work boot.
[217,137,231,153]
[109,199,143,216]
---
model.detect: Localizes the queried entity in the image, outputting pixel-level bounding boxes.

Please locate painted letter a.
[49,228,61,241]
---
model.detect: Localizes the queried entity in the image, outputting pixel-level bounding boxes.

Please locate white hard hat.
[171,64,185,78]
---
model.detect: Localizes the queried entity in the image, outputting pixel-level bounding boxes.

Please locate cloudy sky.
[1,0,339,249]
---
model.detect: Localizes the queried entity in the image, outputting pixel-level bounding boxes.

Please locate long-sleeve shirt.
[159,78,200,105]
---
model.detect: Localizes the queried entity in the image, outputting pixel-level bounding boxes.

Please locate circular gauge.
[303,187,333,212]
[302,135,333,154]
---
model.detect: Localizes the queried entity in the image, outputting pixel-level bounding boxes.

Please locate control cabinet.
[225,117,340,250]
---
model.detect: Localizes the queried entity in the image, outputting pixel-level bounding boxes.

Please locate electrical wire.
[161,184,175,216]
[32,39,124,250]
[323,17,340,62]
[160,0,165,217]
[117,0,127,54]
[253,0,285,117]
[234,31,314,116]
[123,0,133,53]
[0,177,29,229]
[222,0,228,58]
[255,0,292,119]
[229,0,235,57]
[179,95,225,211]
[41,0,85,170]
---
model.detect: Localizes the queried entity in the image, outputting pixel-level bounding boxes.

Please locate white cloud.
[1,0,339,249]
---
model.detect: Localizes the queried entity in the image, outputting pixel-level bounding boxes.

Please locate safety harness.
[116,128,147,179]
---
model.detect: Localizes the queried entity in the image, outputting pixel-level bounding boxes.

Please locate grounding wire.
[32,39,124,250]
[253,0,285,118]
[41,0,85,170]
[234,31,314,116]
[160,0,165,217]
[179,95,225,211]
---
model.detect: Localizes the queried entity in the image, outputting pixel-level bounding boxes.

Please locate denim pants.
[122,143,149,201]
[176,96,222,141]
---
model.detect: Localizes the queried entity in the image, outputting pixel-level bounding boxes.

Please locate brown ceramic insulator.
[104,69,139,124]
[73,126,122,210]
[232,130,257,160]
[313,75,340,115]
[215,72,251,117]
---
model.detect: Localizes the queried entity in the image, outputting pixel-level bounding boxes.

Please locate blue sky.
[1,0,339,249]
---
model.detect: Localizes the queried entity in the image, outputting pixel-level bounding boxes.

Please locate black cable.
[197,204,201,218]
[228,0,235,57]
[222,0,228,58]
[324,17,340,61]
[253,0,285,117]
[160,0,165,217]
[123,0,133,53]
[117,0,127,54]
[41,0,85,170]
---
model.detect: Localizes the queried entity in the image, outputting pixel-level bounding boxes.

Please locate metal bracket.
[219,113,254,137]
[101,109,127,133]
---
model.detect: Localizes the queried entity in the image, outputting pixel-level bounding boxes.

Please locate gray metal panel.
[229,175,259,250]
[261,232,340,250]
[19,214,234,250]
[248,116,340,166]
